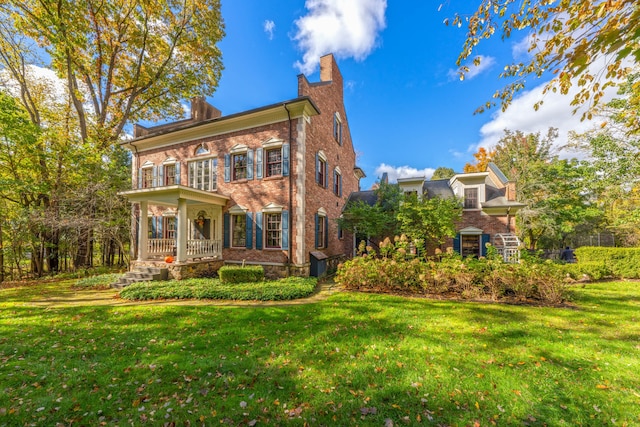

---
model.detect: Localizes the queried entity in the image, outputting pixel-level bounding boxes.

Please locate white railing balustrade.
[147,238,222,259]
[148,239,175,255]
[187,239,222,258]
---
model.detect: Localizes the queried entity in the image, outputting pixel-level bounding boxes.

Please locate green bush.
[120,276,316,301]
[562,261,611,281]
[218,265,265,283]
[575,247,640,279]
[335,238,570,304]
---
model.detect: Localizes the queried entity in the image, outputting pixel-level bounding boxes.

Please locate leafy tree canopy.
[431,166,456,180]
[448,0,639,128]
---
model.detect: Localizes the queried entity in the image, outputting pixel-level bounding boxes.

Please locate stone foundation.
[131,259,224,280]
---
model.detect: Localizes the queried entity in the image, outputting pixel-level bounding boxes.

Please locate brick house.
[348,163,526,260]
[120,54,365,278]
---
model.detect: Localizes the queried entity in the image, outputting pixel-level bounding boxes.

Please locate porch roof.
[119,185,229,207]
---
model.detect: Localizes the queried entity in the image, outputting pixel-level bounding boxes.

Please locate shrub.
[575,247,640,279]
[120,276,317,301]
[562,261,611,281]
[218,265,264,283]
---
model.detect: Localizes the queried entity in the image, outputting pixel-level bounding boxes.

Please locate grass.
[1,280,639,426]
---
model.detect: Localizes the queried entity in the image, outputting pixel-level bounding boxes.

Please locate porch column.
[138,201,149,261]
[176,198,188,263]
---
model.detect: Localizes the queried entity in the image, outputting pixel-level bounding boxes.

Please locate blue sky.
[208,0,608,190]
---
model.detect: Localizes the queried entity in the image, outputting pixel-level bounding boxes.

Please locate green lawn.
[1,281,639,426]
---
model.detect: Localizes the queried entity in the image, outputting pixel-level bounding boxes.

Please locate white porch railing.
[148,238,175,255]
[147,238,222,259]
[187,239,222,258]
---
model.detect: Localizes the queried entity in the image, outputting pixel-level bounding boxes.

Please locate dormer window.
[464,188,478,209]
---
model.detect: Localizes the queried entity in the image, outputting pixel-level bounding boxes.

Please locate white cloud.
[264,20,276,40]
[374,163,435,183]
[448,55,496,81]
[472,78,618,157]
[293,0,387,75]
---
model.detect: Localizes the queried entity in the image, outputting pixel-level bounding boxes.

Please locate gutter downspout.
[284,103,293,273]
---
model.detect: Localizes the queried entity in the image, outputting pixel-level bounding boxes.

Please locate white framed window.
[265,213,282,249]
[188,158,217,191]
[316,150,328,188]
[315,208,328,249]
[265,148,282,177]
[333,167,342,196]
[232,153,248,180]
[464,188,478,209]
[231,214,246,248]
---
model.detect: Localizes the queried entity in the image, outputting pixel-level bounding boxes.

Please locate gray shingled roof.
[423,179,455,199]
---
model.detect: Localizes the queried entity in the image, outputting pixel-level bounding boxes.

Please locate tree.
[570,75,640,244]
[431,166,456,180]
[448,0,640,128]
[463,147,494,173]
[338,181,402,248]
[397,193,461,253]
[491,128,601,249]
[0,0,225,269]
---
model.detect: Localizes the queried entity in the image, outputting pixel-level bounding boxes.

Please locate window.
[188,158,217,191]
[317,216,326,248]
[164,164,176,186]
[165,216,176,239]
[461,235,480,257]
[333,168,342,196]
[464,188,478,209]
[317,155,327,187]
[265,213,282,249]
[333,112,342,145]
[142,168,153,188]
[266,148,282,177]
[315,210,328,249]
[231,214,246,248]
[232,153,247,180]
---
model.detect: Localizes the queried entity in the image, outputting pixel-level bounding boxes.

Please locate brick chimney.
[191,97,221,122]
[319,54,343,86]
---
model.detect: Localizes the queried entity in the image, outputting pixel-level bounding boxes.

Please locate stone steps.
[111,266,169,289]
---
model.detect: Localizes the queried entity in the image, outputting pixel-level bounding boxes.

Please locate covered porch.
[120,185,229,263]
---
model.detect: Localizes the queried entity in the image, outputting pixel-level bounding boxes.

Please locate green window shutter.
[314,213,319,248]
[223,213,230,248]
[324,216,329,248]
[246,212,253,249]
[315,152,320,184]
[282,211,289,250]
[453,234,461,254]
[282,143,290,177]
[255,212,263,249]
[481,234,490,257]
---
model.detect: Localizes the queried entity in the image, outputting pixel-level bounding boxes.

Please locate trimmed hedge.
[575,247,640,279]
[218,265,265,283]
[119,276,317,301]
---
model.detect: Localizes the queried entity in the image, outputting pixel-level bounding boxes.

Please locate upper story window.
[265,148,282,177]
[224,144,254,182]
[316,150,328,188]
[142,167,154,188]
[164,163,177,185]
[333,167,342,196]
[256,138,289,179]
[188,158,217,191]
[333,112,343,145]
[464,188,478,209]
[232,153,247,180]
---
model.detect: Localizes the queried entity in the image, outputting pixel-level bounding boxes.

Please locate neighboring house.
[120,54,365,278]
[348,163,526,260]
